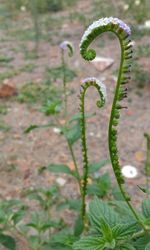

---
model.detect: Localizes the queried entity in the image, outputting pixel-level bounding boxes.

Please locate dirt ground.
[0,0,150,209]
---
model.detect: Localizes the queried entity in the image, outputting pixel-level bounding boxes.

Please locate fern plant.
[74,17,150,249]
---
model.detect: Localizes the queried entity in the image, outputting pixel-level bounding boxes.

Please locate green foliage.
[41,99,62,115]
[47,164,74,176]
[17,81,61,105]
[73,198,138,250]
[87,173,111,198]
[142,198,150,219]
[0,234,16,250]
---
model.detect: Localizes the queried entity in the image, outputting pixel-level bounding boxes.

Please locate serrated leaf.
[142,198,150,218]
[145,241,150,250]
[98,217,113,241]
[117,244,136,250]
[134,234,150,250]
[73,236,105,250]
[89,197,120,228]
[109,201,136,222]
[47,164,74,176]
[89,159,110,173]
[0,234,16,250]
[112,223,136,240]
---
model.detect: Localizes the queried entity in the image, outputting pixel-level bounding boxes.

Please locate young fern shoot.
[80,77,107,222]
[79,17,146,229]
[60,41,74,122]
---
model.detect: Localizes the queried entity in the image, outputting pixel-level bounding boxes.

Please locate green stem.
[108,35,146,230]
[80,81,105,224]
[61,51,67,122]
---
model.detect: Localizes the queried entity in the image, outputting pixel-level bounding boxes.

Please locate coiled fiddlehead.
[80,77,106,222]
[80,17,146,229]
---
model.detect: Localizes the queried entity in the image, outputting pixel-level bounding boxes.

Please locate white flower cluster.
[82,77,107,100]
[80,17,131,46]
[59,40,72,50]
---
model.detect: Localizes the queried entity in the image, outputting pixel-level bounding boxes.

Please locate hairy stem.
[79,17,147,230]
[80,80,106,224]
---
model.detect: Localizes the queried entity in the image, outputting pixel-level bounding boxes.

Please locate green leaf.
[89,197,120,228]
[112,223,136,240]
[87,183,102,196]
[73,236,105,250]
[74,216,84,236]
[109,201,136,222]
[145,242,150,250]
[87,173,111,197]
[112,186,125,201]
[62,122,81,145]
[117,244,136,250]
[0,234,16,250]
[24,122,55,133]
[142,198,150,218]
[133,234,150,250]
[99,217,113,241]
[89,159,110,173]
[47,164,73,176]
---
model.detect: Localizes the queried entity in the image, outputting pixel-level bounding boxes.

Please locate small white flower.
[121,165,138,178]
[82,77,107,100]
[20,6,26,12]
[123,4,129,10]
[135,0,140,6]
[144,20,150,28]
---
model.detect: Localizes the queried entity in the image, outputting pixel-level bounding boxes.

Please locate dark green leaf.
[24,122,55,133]
[74,216,84,236]
[0,234,16,250]
[142,198,150,218]
[134,234,150,250]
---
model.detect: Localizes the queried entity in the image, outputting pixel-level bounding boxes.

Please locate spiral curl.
[79,17,133,200]
[79,77,106,220]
